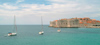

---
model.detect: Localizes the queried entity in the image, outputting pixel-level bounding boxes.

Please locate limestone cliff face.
[49,17,100,28]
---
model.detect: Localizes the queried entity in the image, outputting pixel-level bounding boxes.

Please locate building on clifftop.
[49,17,100,28]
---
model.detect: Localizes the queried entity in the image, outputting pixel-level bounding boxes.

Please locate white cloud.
[0,3,18,9]
[91,14,100,17]
[48,0,77,4]
[0,0,100,24]
[0,2,95,17]
[48,0,69,3]
[16,0,24,4]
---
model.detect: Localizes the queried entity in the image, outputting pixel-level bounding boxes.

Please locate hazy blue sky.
[0,0,100,25]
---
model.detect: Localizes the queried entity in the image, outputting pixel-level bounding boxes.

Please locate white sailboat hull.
[57,30,61,32]
[8,33,17,36]
[39,32,44,35]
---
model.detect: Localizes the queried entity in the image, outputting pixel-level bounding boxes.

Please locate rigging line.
[14,15,17,33]
[41,16,43,31]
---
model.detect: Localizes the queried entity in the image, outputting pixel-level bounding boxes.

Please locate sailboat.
[39,16,44,35]
[57,29,61,32]
[8,15,17,36]
[57,27,61,32]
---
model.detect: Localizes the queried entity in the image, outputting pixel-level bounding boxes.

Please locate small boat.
[8,15,17,36]
[39,31,44,35]
[8,32,17,36]
[39,16,44,35]
[57,29,61,32]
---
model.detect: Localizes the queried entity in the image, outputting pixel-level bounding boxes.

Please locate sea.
[0,25,100,45]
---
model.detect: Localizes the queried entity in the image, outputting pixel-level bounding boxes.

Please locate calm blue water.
[0,25,100,45]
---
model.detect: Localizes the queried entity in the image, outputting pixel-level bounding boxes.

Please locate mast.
[14,15,17,33]
[41,16,43,31]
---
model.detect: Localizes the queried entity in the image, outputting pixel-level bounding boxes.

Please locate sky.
[0,0,100,25]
